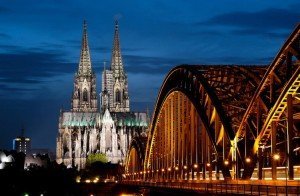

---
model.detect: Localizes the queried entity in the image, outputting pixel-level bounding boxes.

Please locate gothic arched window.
[83,88,88,102]
[116,89,121,103]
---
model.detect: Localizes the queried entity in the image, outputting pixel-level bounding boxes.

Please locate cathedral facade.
[56,21,148,170]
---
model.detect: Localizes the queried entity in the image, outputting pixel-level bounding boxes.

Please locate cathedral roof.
[61,112,99,127]
[112,112,148,127]
[102,109,114,124]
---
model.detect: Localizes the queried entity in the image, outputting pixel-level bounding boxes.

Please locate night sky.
[0,0,299,151]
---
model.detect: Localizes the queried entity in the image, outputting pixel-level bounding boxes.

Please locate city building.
[13,128,31,155]
[56,20,148,170]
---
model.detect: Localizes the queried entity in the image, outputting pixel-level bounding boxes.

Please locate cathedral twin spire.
[78,20,92,76]
[71,20,97,112]
[72,20,130,113]
[111,20,125,79]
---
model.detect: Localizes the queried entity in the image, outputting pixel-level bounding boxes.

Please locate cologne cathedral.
[56,21,148,170]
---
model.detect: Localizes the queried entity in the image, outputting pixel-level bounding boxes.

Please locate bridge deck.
[122,180,300,195]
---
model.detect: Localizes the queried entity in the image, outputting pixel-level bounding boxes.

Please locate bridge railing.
[121,180,300,195]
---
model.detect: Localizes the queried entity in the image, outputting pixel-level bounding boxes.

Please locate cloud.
[199,8,300,30]
[0,50,75,97]
[197,8,300,39]
[230,28,289,39]
[0,33,11,39]
[0,6,10,13]
[124,55,187,75]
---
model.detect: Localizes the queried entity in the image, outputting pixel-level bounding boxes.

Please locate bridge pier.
[287,94,294,180]
[271,121,277,180]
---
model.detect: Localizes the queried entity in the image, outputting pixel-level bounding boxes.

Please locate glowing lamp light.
[167,167,171,172]
[175,166,179,171]
[245,157,251,163]
[156,169,159,172]
[85,179,91,183]
[224,160,229,166]
[161,168,165,172]
[273,153,280,161]
[193,164,198,169]
[183,165,188,170]
[75,176,81,183]
[140,171,143,174]
[206,163,211,167]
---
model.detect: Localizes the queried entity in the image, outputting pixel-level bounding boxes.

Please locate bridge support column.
[258,147,263,180]
[271,121,277,180]
[215,163,220,180]
[287,94,294,180]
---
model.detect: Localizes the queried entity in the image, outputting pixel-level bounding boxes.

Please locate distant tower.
[71,20,98,112]
[13,128,31,154]
[100,61,113,112]
[101,20,130,113]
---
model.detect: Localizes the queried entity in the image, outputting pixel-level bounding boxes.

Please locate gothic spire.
[111,20,124,79]
[78,20,92,75]
[103,61,107,91]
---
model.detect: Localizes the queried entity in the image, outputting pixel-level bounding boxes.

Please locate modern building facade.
[13,128,31,155]
[56,21,148,170]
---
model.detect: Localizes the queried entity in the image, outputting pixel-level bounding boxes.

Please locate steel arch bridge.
[124,24,300,182]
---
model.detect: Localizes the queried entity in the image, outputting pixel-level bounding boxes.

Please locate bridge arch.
[144,65,265,180]
[124,136,147,180]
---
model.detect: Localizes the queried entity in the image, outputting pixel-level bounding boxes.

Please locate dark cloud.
[0,6,10,13]
[199,8,300,30]
[123,54,270,75]
[124,55,186,74]
[0,33,11,38]
[230,28,289,39]
[0,51,75,96]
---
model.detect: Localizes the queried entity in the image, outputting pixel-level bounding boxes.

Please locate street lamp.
[245,157,251,163]
[273,153,280,161]
[224,160,229,166]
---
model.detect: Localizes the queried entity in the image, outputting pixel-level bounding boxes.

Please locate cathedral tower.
[72,21,97,112]
[101,20,130,113]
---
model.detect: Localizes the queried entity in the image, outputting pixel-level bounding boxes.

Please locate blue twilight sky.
[0,0,299,151]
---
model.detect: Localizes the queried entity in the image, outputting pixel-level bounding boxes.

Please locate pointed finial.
[115,19,119,30]
[103,60,106,71]
[83,19,87,30]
